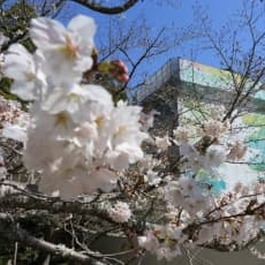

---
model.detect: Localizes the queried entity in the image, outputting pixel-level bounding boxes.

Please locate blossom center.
[62,34,79,58]
[94,116,104,128]
[114,125,127,139]
[55,112,69,128]
[26,72,35,82]
[68,92,80,103]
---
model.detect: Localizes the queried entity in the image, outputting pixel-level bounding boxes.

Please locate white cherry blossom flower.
[144,169,161,186]
[30,15,96,84]
[173,126,190,144]
[139,110,159,132]
[109,201,132,223]
[165,178,214,216]
[205,144,227,168]
[0,32,8,78]
[199,119,228,138]
[138,230,160,253]
[0,32,8,47]
[227,140,247,160]
[0,95,29,142]
[155,135,171,152]
[3,44,46,100]
[2,124,27,142]
[39,165,117,200]
[105,102,148,169]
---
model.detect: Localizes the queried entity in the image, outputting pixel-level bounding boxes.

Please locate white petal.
[73,57,93,72]
[2,124,27,142]
[11,81,36,101]
[30,17,66,48]
[4,44,34,80]
[84,85,113,105]
[0,32,8,46]
[68,15,96,41]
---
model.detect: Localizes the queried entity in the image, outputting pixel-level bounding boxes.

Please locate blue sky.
[58,1,263,86]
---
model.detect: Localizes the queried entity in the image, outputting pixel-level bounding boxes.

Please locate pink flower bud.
[116,73,129,83]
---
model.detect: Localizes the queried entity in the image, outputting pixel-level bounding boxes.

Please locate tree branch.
[0,213,102,265]
[115,28,165,95]
[70,0,141,14]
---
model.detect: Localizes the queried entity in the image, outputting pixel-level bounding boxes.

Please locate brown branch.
[0,213,102,265]
[70,0,141,14]
[115,28,166,95]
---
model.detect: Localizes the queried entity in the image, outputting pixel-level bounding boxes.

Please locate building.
[132,58,265,264]
[135,58,265,134]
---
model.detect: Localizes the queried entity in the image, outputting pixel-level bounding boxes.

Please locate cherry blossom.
[3,44,46,101]
[1,15,148,199]
[30,15,96,84]
[109,201,132,223]
[1,13,265,263]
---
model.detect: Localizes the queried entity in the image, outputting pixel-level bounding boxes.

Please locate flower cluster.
[131,101,265,260]
[138,225,187,261]
[174,115,249,176]
[108,201,132,223]
[165,176,215,216]
[2,15,148,199]
[1,13,265,264]
[136,179,265,260]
